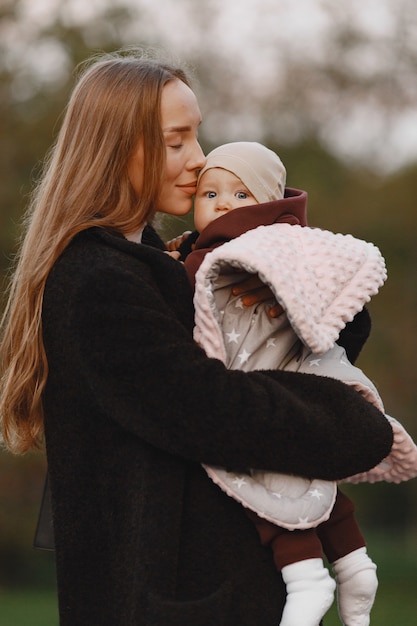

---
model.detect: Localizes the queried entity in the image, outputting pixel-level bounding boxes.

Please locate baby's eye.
[236,191,248,199]
[206,191,217,198]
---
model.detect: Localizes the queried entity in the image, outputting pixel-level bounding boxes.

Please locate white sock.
[332,547,378,626]
[280,558,336,626]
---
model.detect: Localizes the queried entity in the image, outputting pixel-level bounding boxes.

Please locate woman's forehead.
[160,79,202,132]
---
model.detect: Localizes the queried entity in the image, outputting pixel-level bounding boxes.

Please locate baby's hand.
[232,275,284,318]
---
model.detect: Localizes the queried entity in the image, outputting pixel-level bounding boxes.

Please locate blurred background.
[1,0,417,623]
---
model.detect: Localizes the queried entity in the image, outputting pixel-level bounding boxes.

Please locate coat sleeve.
[68,257,393,482]
[338,306,371,364]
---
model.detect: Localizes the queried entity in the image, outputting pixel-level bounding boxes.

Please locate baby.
[181,141,417,626]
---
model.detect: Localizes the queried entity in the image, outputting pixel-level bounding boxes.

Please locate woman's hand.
[164,250,181,260]
[232,275,284,318]
[165,231,193,252]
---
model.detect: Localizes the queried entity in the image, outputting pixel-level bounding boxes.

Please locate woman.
[0,49,393,625]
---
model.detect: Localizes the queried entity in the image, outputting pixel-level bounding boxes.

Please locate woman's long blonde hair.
[0,49,191,454]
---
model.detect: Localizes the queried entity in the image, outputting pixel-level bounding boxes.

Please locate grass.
[0,589,58,626]
[0,533,415,625]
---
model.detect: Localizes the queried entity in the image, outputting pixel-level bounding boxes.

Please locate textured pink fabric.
[194,223,387,359]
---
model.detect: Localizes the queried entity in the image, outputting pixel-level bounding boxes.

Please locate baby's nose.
[216,196,232,210]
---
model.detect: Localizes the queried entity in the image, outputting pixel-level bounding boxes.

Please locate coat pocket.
[145,580,233,626]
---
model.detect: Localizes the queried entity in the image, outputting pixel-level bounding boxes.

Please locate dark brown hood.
[184,187,308,285]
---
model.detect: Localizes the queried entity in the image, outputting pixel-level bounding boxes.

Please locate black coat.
[42,226,392,625]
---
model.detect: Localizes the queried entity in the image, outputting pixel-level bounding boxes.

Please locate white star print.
[266,338,276,348]
[226,328,241,344]
[308,358,321,367]
[308,489,324,500]
[272,492,282,499]
[232,477,247,489]
[298,517,310,524]
[238,349,251,364]
[235,298,244,309]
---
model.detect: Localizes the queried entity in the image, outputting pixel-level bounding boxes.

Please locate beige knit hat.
[198,141,286,203]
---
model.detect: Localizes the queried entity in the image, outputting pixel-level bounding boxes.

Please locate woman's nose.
[191,142,206,171]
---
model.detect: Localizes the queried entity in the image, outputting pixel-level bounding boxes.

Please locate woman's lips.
[178,182,197,195]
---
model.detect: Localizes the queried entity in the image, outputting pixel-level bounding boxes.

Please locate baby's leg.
[280,558,335,626]
[246,511,335,626]
[316,490,377,625]
[333,547,378,626]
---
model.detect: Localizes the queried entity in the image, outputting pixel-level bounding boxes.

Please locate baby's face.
[193,167,258,232]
